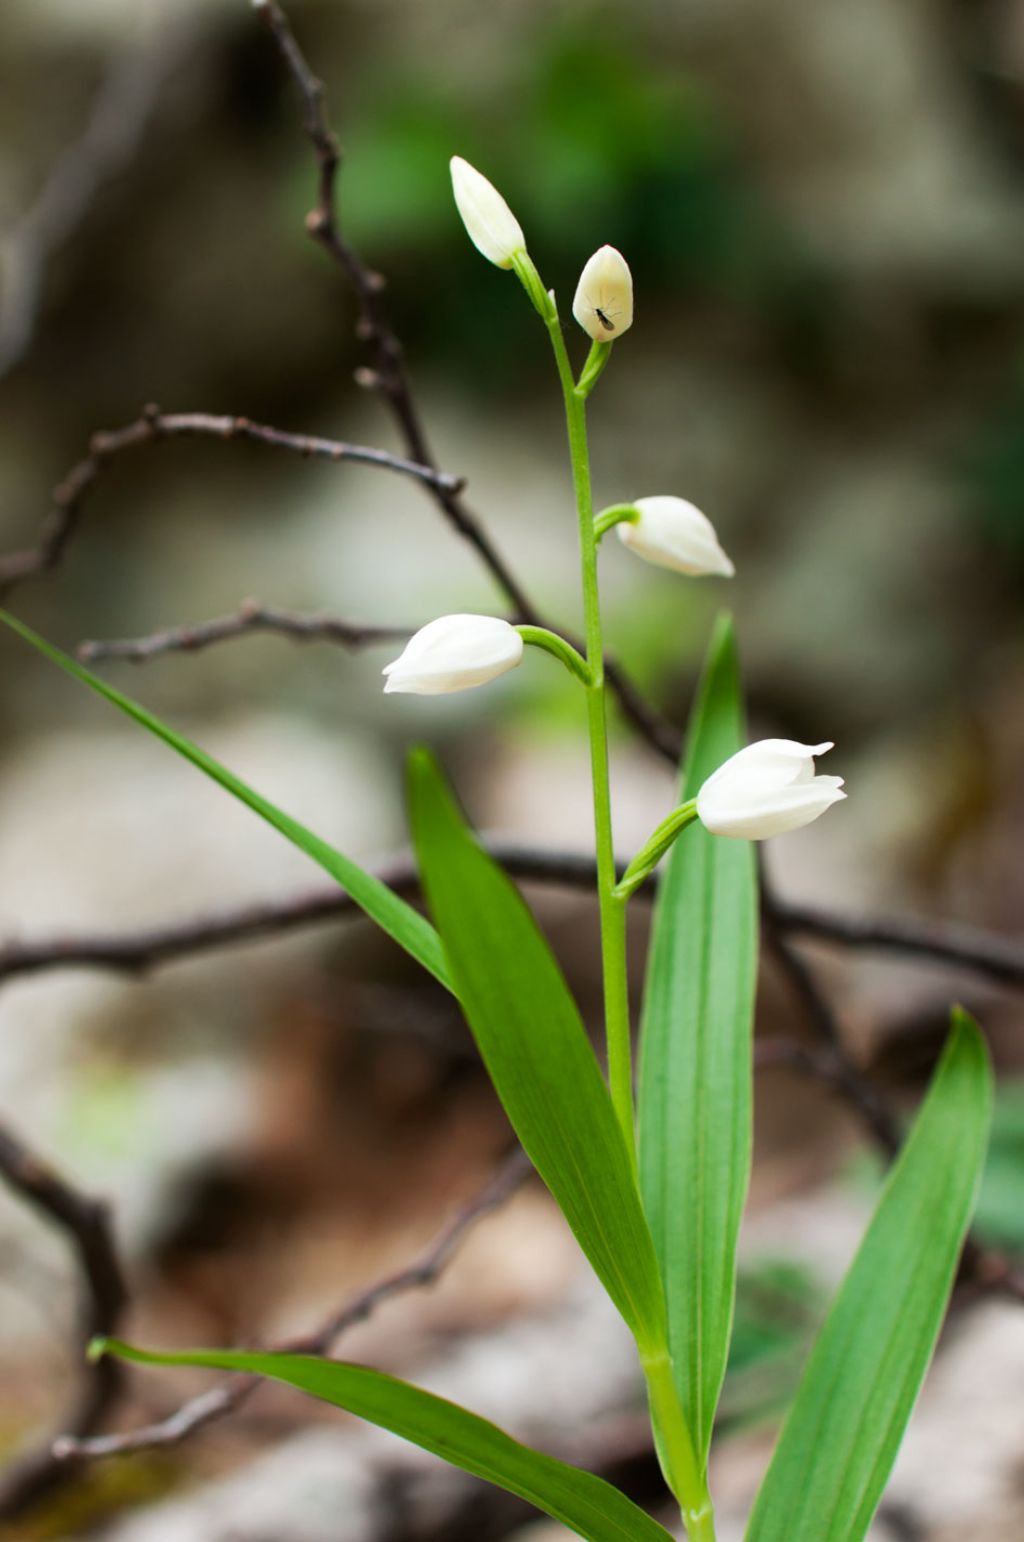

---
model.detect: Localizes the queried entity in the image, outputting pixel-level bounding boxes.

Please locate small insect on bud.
[449,157,526,270]
[572,245,633,341]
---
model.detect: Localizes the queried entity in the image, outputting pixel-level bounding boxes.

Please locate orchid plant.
[0,156,992,1541]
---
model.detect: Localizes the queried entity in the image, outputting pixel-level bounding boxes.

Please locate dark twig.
[78,599,413,665]
[253,1,685,761]
[0,12,175,381]
[773,898,1024,986]
[0,1125,128,1517]
[54,1147,532,1462]
[0,408,460,600]
[0,846,604,987]
[1,844,1022,993]
[760,878,903,1159]
[755,1035,900,1158]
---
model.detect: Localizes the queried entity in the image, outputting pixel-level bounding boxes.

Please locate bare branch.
[0,847,601,986]
[1,843,1022,993]
[760,871,903,1159]
[78,599,413,665]
[771,896,1024,986]
[755,1032,900,1158]
[54,1147,531,1462]
[252,2,686,762]
[0,408,461,601]
[0,11,175,381]
[0,1125,127,1517]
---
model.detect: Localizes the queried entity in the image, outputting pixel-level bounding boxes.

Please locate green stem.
[516,625,592,685]
[614,800,699,900]
[576,338,613,398]
[544,310,635,1168]
[643,1351,717,1541]
[594,502,641,542]
[544,301,717,1542]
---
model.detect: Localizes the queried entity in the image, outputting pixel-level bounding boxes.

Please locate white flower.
[696,740,845,840]
[449,157,525,269]
[617,496,734,578]
[573,246,634,340]
[382,615,523,695]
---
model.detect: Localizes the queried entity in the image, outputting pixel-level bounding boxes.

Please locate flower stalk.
[544,272,719,1542]
[542,306,637,1176]
[516,625,592,685]
[614,800,699,900]
[593,502,641,542]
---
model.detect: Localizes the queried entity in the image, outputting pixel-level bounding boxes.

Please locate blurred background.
[0,0,1022,1536]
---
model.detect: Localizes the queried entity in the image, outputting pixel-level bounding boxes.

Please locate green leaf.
[408,747,667,1356]
[746,1010,993,1542]
[638,612,758,1463]
[0,609,448,988]
[95,1340,674,1542]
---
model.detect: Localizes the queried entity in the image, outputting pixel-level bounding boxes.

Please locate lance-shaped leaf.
[746,1009,992,1542]
[94,1340,674,1542]
[638,612,758,1463]
[408,747,667,1356]
[0,609,448,988]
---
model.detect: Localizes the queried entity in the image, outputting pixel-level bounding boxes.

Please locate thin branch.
[78,599,413,665]
[755,1034,900,1158]
[0,10,175,382]
[54,1147,532,1462]
[0,847,602,987]
[772,897,1024,986]
[253,1,685,761]
[0,408,460,601]
[0,1125,128,1517]
[760,878,902,1159]
[1,844,1022,992]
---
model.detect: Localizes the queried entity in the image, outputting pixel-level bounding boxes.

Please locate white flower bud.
[449,157,526,270]
[572,245,633,340]
[382,615,523,695]
[696,740,846,840]
[617,496,734,578]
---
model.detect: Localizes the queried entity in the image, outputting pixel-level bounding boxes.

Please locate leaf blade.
[638,612,758,1461]
[746,1010,993,1542]
[408,747,667,1355]
[96,1340,675,1542]
[0,608,449,988]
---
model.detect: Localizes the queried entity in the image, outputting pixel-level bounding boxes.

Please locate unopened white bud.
[449,157,526,270]
[697,740,845,840]
[572,245,633,340]
[617,496,734,578]
[382,615,523,696]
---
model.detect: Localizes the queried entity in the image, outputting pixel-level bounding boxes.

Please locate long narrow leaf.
[95,1340,674,1542]
[408,747,668,1356]
[746,1009,993,1542]
[0,609,448,987]
[638,612,758,1461]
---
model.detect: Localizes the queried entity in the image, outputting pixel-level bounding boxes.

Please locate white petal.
[572,246,634,341]
[617,496,734,578]
[382,614,523,695]
[698,781,846,840]
[696,739,843,839]
[450,157,525,270]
